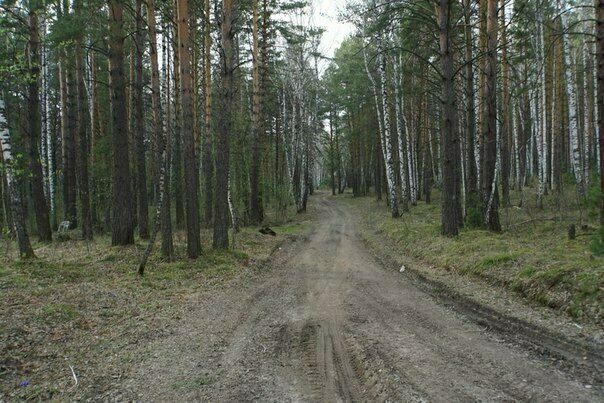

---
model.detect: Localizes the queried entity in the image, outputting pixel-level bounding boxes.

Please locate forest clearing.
[1,0,604,400]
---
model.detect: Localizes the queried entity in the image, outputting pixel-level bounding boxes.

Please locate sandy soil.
[110,194,602,402]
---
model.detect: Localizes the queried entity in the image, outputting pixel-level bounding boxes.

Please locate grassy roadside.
[341,190,603,326]
[0,212,311,400]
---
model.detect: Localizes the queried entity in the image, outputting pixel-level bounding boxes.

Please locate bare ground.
[111,193,603,402]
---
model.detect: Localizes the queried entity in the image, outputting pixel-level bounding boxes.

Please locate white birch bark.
[362,38,385,165]
[513,100,521,190]
[376,27,399,217]
[41,13,54,218]
[594,26,601,174]
[0,100,35,258]
[536,14,546,207]
[392,53,409,208]
[560,0,585,196]
[583,40,590,188]
[404,107,417,204]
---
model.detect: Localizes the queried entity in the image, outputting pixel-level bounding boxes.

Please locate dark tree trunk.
[202,0,214,228]
[74,0,93,240]
[598,0,604,226]
[134,0,149,239]
[463,0,477,209]
[177,0,202,257]
[482,0,501,231]
[64,58,78,228]
[148,0,173,257]
[171,12,185,231]
[439,0,462,236]
[330,110,336,196]
[249,0,265,224]
[499,0,511,207]
[214,0,234,249]
[108,0,134,245]
[26,8,52,242]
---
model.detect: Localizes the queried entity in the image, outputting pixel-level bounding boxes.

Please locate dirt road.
[121,194,602,402]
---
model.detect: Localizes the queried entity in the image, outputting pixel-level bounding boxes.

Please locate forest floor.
[343,187,603,328]
[1,191,603,401]
[0,210,312,400]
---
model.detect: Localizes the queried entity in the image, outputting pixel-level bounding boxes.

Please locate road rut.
[124,194,602,402]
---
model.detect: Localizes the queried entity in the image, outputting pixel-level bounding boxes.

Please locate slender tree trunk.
[108,0,134,245]
[176,0,201,257]
[375,10,399,218]
[597,0,604,226]
[463,0,477,208]
[26,8,52,241]
[214,0,234,249]
[500,0,511,207]
[64,56,78,228]
[202,0,214,228]
[393,54,409,211]
[330,110,336,196]
[482,0,501,231]
[40,12,55,229]
[423,80,432,204]
[132,0,149,239]
[560,0,586,198]
[73,0,93,240]
[536,10,547,209]
[147,0,173,257]
[439,0,462,236]
[249,0,265,224]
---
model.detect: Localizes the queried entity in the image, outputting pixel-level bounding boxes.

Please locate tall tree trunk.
[249,0,265,224]
[148,0,173,257]
[202,0,214,228]
[64,56,78,228]
[26,8,52,241]
[482,0,501,231]
[597,0,604,226]
[74,0,93,240]
[500,0,511,207]
[439,0,462,236]
[560,0,586,198]
[176,0,202,257]
[108,0,134,245]
[133,0,149,239]
[214,0,234,249]
[463,0,477,208]
[536,9,547,209]
[393,53,409,211]
[330,110,336,196]
[40,12,55,229]
[375,9,399,218]
[0,99,35,258]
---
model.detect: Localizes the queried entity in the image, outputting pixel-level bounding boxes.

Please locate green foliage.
[465,206,482,229]
[589,226,604,256]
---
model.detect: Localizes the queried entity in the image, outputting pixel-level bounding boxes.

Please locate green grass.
[171,375,213,390]
[35,303,79,323]
[343,187,604,323]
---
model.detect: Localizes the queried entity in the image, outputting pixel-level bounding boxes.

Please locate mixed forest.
[1,0,604,398]
[0,0,603,260]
